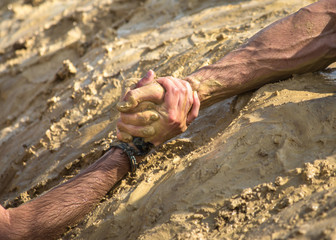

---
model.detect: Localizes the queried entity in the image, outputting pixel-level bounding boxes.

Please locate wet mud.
[0,0,335,239]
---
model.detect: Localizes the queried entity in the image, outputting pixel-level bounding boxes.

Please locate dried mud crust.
[214,160,336,240]
[1,0,336,240]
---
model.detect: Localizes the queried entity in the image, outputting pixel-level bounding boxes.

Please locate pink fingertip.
[148,69,155,78]
[136,70,156,88]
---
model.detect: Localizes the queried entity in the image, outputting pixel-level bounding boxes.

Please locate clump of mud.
[1,0,335,239]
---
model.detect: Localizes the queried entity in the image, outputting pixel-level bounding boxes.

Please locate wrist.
[183,75,201,93]
[110,137,153,173]
[97,147,131,172]
[184,75,208,106]
[182,75,201,91]
[126,142,145,163]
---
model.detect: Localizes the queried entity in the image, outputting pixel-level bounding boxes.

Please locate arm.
[184,0,336,107]
[116,0,336,145]
[0,147,131,240]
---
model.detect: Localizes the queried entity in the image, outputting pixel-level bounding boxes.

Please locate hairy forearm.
[185,0,336,107]
[3,147,130,240]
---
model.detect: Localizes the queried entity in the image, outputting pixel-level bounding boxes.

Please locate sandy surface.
[1,0,336,239]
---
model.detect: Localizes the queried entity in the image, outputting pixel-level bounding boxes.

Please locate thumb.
[136,69,156,88]
[117,82,165,112]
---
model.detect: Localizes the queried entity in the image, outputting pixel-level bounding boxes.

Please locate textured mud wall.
[1,0,336,239]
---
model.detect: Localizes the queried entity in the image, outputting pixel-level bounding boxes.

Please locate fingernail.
[124,136,132,142]
[117,101,131,111]
[146,104,155,110]
[120,132,132,142]
[142,127,155,136]
[150,113,159,121]
[145,70,151,78]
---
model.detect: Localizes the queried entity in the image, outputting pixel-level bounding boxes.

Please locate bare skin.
[117,0,336,145]
[0,147,133,240]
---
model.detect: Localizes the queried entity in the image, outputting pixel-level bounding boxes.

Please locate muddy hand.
[117,76,200,146]
[117,71,165,112]
[116,70,165,142]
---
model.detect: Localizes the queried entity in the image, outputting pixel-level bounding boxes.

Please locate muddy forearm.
[5,147,130,240]
[185,0,336,107]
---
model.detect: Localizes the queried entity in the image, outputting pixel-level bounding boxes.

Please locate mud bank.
[1,0,335,239]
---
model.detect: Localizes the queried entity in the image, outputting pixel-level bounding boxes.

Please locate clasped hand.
[116,70,200,146]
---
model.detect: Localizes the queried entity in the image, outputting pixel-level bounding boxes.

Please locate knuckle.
[142,126,155,136]
[124,90,134,101]
[117,135,123,141]
[181,124,187,132]
[189,114,196,122]
[168,112,182,127]
[116,123,125,131]
[121,132,132,142]
[188,95,193,104]
[168,113,177,124]
[159,77,169,83]
[116,120,122,128]
[181,79,189,87]
[137,114,147,124]
[128,91,136,100]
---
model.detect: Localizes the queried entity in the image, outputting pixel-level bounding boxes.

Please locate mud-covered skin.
[117,70,200,146]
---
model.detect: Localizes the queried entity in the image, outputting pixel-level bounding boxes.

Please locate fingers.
[116,106,159,142]
[156,77,179,117]
[136,69,155,88]
[117,120,156,138]
[120,78,140,102]
[187,91,200,125]
[157,77,193,125]
[116,128,133,142]
[144,136,160,147]
[120,110,159,125]
[120,70,155,101]
[121,101,156,114]
[117,82,165,112]
[178,79,193,114]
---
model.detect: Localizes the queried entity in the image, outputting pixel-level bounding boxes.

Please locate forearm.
[4,147,130,240]
[185,0,336,107]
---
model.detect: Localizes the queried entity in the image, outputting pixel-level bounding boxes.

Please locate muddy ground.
[0,0,336,239]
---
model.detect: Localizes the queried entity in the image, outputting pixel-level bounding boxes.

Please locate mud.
[0,0,335,239]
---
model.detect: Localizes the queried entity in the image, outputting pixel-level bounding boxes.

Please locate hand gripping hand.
[116,70,200,146]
